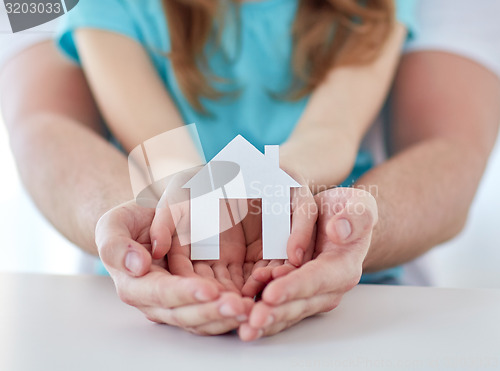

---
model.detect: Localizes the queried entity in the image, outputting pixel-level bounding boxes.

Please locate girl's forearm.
[280,24,407,191]
[279,126,359,191]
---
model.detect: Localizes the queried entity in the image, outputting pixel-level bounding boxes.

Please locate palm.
[166,199,285,297]
[151,171,317,299]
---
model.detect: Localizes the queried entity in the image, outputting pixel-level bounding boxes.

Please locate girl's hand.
[151,169,317,299]
[241,182,318,298]
[239,187,378,341]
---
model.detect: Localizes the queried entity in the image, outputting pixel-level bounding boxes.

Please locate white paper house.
[183,135,301,260]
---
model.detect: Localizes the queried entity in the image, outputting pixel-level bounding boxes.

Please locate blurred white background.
[0,112,499,287]
[0,113,100,275]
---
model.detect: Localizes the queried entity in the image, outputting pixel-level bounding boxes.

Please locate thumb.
[99,236,153,277]
[321,188,378,245]
[96,203,153,277]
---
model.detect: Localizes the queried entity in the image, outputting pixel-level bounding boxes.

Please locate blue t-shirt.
[58,0,417,159]
[57,0,417,282]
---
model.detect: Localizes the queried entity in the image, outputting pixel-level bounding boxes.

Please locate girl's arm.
[74,29,188,154]
[280,23,407,191]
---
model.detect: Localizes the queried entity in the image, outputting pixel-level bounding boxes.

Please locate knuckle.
[195,329,212,336]
[95,211,112,235]
[344,270,362,292]
[168,310,184,327]
[152,278,165,308]
[188,327,210,336]
[322,297,340,313]
[97,240,113,263]
[342,278,358,294]
[339,261,362,292]
[145,314,162,324]
[116,287,135,306]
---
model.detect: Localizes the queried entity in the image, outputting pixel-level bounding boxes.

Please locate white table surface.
[0,273,499,371]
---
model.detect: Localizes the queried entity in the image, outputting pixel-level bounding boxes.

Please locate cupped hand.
[150,169,317,299]
[95,200,252,336]
[98,165,318,336]
[241,184,318,298]
[239,187,378,341]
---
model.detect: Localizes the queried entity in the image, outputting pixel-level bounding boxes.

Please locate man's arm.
[360,51,500,271]
[0,41,133,255]
[240,51,500,341]
[0,41,252,333]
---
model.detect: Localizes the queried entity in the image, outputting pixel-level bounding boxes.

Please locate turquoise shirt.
[57,0,417,282]
[58,0,417,159]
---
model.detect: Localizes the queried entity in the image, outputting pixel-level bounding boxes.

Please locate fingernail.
[125,251,141,275]
[152,240,157,257]
[219,304,237,317]
[335,219,352,240]
[264,314,274,327]
[194,290,212,302]
[256,329,264,339]
[295,248,304,264]
[236,315,248,322]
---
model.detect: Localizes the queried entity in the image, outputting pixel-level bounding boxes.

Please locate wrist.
[279,135,359,193]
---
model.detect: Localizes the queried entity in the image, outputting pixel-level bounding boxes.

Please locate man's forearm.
[358,51,500,272]
[358,138,490,272]
[8,114,132,255]
[1,41,133,255]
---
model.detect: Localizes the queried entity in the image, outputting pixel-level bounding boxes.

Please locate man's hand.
[239,187,378,341]
[95,201,253,335]
[98,165,318,336]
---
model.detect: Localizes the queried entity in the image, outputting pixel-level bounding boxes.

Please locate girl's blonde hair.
[163,0,395,112]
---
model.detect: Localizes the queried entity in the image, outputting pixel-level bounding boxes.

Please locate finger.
[190,297,254,336]
[150,190,183,259]
[213,263,240,293]
[150,170,196,259]
[245,239,263,262]
[243,262,254,282]
[150,204,175,259]
[168,251,196,277]
[252,260,283,283]
[228,262,245,292]
[241,260,283,298]
[240,294,340,341]
[240,259,271,298]
[259,295,342,338]
[239,323,262,342]
[193,262,215,278]
[178,261,225,292]
[287,188,317,267]
[261,253,361,305]
[188,320,241,336]
[248,293,340,330]
[241,200,263,247]
[145,292,248,329]
[116,267,220,309]
[270,261,296,279]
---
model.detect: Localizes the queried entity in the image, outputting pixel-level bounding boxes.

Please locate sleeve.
[395,0,419,40]
[56,0,143,65]
[404,0,500,78]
